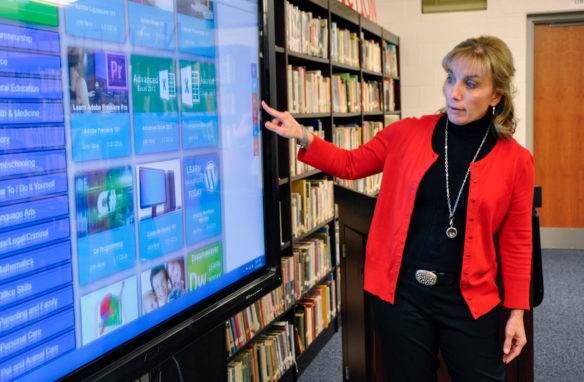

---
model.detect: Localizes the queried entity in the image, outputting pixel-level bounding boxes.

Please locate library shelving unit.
[224,1,402,381]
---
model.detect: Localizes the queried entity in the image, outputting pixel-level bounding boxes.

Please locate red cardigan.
[298,114,534,319]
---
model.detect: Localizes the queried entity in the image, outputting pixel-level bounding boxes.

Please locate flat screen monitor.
[139,167,168,209]
[0,0,275,380]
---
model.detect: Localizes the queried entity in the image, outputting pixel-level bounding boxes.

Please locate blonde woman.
[262,36,533,381]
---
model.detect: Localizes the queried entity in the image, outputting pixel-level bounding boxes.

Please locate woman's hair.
[442,36,517,138]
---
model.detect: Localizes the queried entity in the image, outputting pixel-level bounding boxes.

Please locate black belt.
[401,264,460,286]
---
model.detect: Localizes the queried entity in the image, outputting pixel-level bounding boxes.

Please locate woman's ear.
[491,92,503,107]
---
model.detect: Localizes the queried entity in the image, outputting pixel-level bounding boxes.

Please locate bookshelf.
[225,1,401,381]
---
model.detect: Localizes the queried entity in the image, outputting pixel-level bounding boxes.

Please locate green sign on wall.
[0,0,59,26]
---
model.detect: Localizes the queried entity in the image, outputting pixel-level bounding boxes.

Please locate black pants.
[371,271,505,382]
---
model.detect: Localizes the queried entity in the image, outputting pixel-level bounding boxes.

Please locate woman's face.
[443,57,502,125]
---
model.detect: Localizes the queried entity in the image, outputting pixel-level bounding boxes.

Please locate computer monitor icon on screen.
[139,167,176,217]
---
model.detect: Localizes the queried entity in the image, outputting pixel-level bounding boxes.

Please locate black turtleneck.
[402,112,499,273]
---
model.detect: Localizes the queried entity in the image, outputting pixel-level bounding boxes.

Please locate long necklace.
[444,118,490,239]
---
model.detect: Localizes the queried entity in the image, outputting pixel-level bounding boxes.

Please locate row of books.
[226,229,339,381]
[227,321,295,382]
[330,22,359,67]
[289,120,325,177]
[295,278,337,354]
[284,228,333,304]
[333,122,384,195]
[285,2,398,78]
[362,80,382,112]
[291,72,394,115]
[226,285,288,357]
[362,37,382,73]
[291,179,334,238]
[226,273,339,382]
[227,226,334,358]
[383,78,396,112]
[287,65,331,114]
[285,1,328,59]
[332,72,360,113]
[383,41,399,77]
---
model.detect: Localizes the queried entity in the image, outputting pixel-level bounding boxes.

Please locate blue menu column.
[0,25,75,381]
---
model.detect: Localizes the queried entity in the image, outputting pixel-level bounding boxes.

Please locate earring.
[492,105,496,116]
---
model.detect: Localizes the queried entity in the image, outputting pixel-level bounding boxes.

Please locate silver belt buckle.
[415,269,438,286]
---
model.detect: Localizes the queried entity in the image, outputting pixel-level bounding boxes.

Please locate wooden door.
[533,24,584,228]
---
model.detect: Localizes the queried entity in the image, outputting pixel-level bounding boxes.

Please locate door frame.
[527,12,584,250]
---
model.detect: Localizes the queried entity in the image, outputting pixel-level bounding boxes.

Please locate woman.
[262,36,534,381]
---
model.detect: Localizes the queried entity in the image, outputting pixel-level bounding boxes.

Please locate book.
[294,309,306,354]
[233,314,244,349]
[226,319,235,355]
[242,309,251,341]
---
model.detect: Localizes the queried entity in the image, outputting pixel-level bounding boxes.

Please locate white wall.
[377,0,584,147]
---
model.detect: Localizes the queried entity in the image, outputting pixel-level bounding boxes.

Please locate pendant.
[446,226,458,239]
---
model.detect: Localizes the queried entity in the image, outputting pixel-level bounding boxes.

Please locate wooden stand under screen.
[335,185,540,382]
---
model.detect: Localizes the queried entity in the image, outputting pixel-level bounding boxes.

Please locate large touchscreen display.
[0,1,264,380]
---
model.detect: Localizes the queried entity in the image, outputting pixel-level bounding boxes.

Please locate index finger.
[261,100,284,119]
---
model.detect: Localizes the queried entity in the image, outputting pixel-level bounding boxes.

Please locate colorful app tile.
[65,0,125,42]
[75,166,136,285]
[183,154,222,244]
[137,160,184,260]
[141,256,186,314]
[80,276,138,345]
[180,59,218,148]
[68,48,131,161]
[177,0,215,57]
[128,0,175,50]
[131,55,179,154]
[187,242,222,291]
